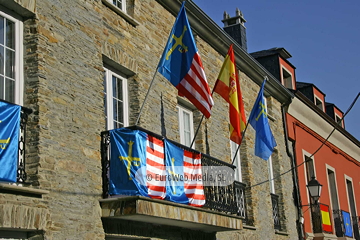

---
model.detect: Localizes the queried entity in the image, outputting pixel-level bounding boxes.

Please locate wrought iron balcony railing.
[333,209,343,237]
[333,210,360,239]
[271,193,281,230]
[0,99,32,183]
[352,216,360,240]
[101,126,247,216]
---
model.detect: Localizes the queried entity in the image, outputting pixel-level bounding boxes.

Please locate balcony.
[0,100,31,183]
[271,193,281,230]
[333,209,360,239]
[100,126,246,232]
[0,100,48,197]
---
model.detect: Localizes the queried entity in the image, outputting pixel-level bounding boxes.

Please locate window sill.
[243,224,257,230]
[275,230,289,236]
[0,182,49,198]
[102,0,140,27]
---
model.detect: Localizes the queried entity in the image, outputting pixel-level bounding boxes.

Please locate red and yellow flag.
[214,44,246,145]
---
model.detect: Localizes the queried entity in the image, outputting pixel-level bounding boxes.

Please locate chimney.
[222,8,247,51]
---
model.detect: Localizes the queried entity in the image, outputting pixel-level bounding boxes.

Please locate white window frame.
[314,95,324,111]
[326,164,340,212]
[107,0,126,12]
[268,155,275,194]
[334,113,344,127]
[281,65,293,89]
[263,97,275,193]
[231,140,242,182]
[302,150,317,204]
[344,175,358,218]
[0,8,23,105]
[177,105,194,148]
[104,66,129,130]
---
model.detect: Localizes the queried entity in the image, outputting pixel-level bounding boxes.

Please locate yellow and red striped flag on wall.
[213,44,246,144]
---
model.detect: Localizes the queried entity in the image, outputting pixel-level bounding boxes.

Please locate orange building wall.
[286,113,360,234]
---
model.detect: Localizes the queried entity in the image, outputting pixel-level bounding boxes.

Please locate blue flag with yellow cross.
[248,79,277,160]
[0,101,21,182]
[109,128,149,197]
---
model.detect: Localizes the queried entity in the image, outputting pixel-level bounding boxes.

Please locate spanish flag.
[213,44,246,144]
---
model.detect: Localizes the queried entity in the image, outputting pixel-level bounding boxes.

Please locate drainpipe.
[281,102,304,240]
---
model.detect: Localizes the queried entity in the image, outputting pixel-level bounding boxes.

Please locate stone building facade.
[0,0,299,239]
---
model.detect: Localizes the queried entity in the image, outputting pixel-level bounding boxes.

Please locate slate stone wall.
[0,0,298,239]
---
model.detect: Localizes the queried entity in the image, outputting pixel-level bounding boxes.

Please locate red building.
[252,48,360,240]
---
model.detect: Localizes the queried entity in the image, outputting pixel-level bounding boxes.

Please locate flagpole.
[231,121,250,165]
[231,76,268,165]
[135,68,159,126]
[189,87,216,148]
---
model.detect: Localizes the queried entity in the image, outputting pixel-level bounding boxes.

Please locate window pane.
[5,19,15,49]
[183,111,190,131]
[0,46,4,75]
[113,98,117,123]
[114,76,123,100]
[112,76,117,98]
[184,131,191,146]
[0,17,4,46]
[5,78,14,102]
[5,48,14,78]
[117,99,123,124]
[0,76,4,100]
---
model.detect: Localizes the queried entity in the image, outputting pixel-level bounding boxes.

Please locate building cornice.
[288,95,360,162]
[156,0,293,104]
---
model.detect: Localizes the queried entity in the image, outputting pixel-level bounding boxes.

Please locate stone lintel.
[100,196,243,232]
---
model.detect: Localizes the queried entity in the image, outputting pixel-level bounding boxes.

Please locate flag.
[146,135,166,199]
[214,44,246,144]
[109,128,149,197]
[0,101,21,182]
[110,129,166,199]
[320,204,332,233]
[158,2,214,118]
[342,211,353,237]
[248,79,277,160]
[164,139,205,206]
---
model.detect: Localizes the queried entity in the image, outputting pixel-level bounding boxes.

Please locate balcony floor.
[100,196,243,232]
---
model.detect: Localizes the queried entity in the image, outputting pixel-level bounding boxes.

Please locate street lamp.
[307,177,322,204]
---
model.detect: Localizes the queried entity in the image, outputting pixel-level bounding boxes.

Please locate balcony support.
[100,196,243,232]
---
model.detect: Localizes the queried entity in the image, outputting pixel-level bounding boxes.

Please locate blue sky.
[192,0,360,140]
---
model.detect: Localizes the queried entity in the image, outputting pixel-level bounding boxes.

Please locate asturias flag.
[164,139,205,206]
[248,79,276,160]
[158,2,214,118]
[214,44,246,145]
[0,101,21,182]
[110,128,167,199]
[109,128,149,197]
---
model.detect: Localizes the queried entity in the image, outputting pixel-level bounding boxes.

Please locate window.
[334,113,343,127]
[268,156,275,194]
[345,177,359,239]
[303,152,317,206]
[315,96,323,111]
[327,167,339,210]
[109,0,126,12]
[231,140,242,182]
[305,156,315,182]
[281,67,293,89]
[177,105,194,148]
[103,66,128,130]
[263,97,275,193]
[0,10,23,105]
